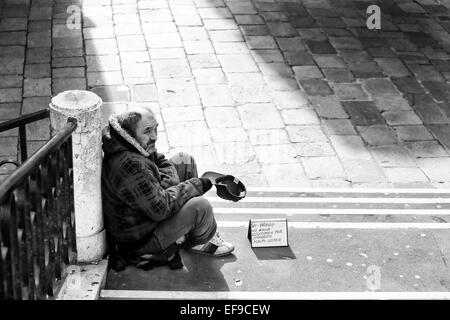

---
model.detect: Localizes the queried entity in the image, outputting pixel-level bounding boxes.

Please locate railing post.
[49,90,105,263]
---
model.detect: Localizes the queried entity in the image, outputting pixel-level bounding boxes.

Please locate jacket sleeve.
[116,164,204,222]
[155,152,180,188]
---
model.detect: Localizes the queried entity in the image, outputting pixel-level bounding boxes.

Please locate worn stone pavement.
[2,0,450,188]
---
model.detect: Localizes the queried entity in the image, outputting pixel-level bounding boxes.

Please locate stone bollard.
[49,90,105,263]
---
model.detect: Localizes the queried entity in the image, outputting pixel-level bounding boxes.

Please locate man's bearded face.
[135,112,159,153]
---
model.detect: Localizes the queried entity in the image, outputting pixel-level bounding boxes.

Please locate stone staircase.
[100,187,450,300]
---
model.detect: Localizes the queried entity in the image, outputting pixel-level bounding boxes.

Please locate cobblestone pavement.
[2,0,450,188]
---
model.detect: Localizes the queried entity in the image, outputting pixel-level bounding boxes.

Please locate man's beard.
[137,136,156,153]
[145,141,156,153]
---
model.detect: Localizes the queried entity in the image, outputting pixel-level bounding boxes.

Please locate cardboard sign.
[247,218,289,248]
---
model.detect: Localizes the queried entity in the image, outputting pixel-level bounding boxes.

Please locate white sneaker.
[190,232,234,257]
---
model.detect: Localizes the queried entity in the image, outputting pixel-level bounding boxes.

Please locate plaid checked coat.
[101,120,205,243]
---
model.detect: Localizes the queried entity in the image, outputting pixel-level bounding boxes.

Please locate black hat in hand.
[201,171,247,202]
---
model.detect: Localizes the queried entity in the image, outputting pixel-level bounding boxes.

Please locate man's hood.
[102,114,151,157]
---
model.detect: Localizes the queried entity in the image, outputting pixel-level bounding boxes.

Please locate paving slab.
[342,101,385,126]
[248,129,289,145]
[322,68,355,83]
[271,90,309,109]
[395,125,435,142]
[382,110,423,126]
[332,83,369,101]
[310,95,348,119]
[392,77,426,94]
[323,119,356,135]
[298,79,333,96]
[404,141,449,159]
[285,125,328,143]
[370,145,416,168]
[357,125,397,146]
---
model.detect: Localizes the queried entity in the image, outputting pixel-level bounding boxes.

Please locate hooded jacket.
[101,115,205,243]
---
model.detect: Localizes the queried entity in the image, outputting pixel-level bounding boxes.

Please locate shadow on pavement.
[106,250,237,291]
[252,246,296,260]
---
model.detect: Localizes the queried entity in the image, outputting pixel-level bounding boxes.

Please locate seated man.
[101,107,234,269]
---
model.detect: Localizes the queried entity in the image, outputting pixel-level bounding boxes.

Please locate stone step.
[102,227,450,296]
[205,188,450,223]
[213,207,450,216]
[205,187,450,198]
[217,221,450,229]
[102,188,450,298]
[213,203,450,211]
[213,213,448,223]
[100,290,450,300]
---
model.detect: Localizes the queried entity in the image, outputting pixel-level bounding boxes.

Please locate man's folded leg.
[130,196,234,259]
[155,196,218,250]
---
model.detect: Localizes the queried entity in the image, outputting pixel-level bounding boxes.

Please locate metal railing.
[0,118,78,300]
[0,109,50,168]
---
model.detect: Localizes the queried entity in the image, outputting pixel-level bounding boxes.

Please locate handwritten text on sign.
[248,219,288,248]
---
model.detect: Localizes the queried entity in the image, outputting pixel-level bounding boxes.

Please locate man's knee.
[186,196,212,214]
[170,151,196,166]
[180,196,214,223]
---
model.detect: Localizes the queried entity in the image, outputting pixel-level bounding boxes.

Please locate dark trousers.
[122,152,217,257]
